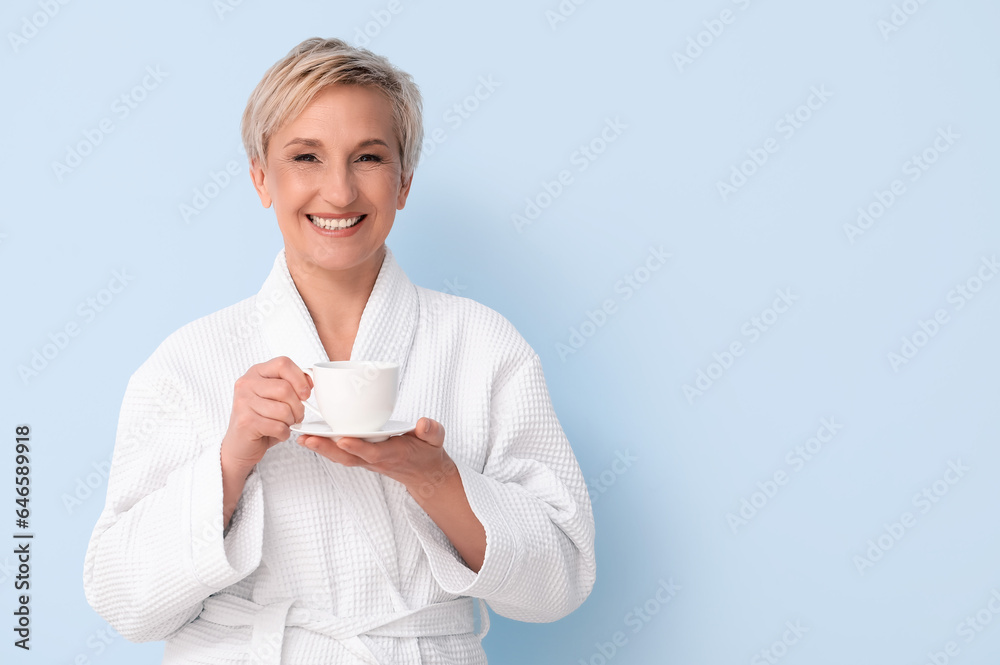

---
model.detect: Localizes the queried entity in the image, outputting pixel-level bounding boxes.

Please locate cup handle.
[301,367,324,421]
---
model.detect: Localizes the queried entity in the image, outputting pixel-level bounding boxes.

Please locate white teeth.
[308,215,363,230]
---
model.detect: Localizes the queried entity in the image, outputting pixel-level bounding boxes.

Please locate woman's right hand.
[220,356,313,475]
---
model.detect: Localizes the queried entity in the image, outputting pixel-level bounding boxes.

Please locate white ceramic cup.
[302,361,398,432]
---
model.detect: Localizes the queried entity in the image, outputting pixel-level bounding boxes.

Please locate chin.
[289,242,385,274]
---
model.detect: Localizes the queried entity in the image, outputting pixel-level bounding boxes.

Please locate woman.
[83,37,596,664]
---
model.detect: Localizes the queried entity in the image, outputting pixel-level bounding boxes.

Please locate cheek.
[365,168,402,200]
[272,172,313,207]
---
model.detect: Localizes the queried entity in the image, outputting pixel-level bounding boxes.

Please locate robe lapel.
[259,244,419,607]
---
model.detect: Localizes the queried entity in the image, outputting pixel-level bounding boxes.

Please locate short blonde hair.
[241,37,423,178]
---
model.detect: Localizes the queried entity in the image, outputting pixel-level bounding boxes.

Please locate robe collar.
[258,244,419,373]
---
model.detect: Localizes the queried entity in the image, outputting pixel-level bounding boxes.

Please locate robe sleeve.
[83,370,265,642]
[404,352,597,622]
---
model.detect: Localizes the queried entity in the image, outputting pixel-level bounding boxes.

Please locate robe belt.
[199,592,490,665]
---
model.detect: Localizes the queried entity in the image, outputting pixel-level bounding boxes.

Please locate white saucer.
[291,419,417,443]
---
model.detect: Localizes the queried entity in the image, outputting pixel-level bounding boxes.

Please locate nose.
[319,162,358,208]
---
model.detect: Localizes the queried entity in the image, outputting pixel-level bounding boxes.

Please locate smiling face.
[249,84,412,279]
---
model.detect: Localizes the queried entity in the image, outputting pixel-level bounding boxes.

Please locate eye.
[293,153,318,162]
[357,154,384,163]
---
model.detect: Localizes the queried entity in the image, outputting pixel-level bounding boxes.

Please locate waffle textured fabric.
[83,245,596,664]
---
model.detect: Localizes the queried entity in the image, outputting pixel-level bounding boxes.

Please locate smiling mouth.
[307,214,366,230]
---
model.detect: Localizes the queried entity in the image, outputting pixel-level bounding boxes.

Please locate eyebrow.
[283,137,391,150]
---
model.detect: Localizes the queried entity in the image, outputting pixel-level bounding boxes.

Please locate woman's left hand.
[297,417,452,495]
[298,416,487,571]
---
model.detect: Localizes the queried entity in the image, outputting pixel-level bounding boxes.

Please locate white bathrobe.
[83,245,596,664]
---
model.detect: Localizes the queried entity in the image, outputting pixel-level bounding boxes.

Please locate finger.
[413,417,444,447]
[231,404,288,442]
[335,436,388,464]
[251,377,306,423]
[247,412,291,442]
[247,394,297,428]
[257,356,312,400]
[300,435,366,467]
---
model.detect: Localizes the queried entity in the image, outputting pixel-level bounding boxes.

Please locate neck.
[284,244,386,360]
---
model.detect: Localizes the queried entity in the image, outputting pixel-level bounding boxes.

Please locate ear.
[249,159,272,208]
[396,170,414,210]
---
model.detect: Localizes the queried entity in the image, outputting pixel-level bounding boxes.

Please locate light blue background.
[3,0,999,663]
